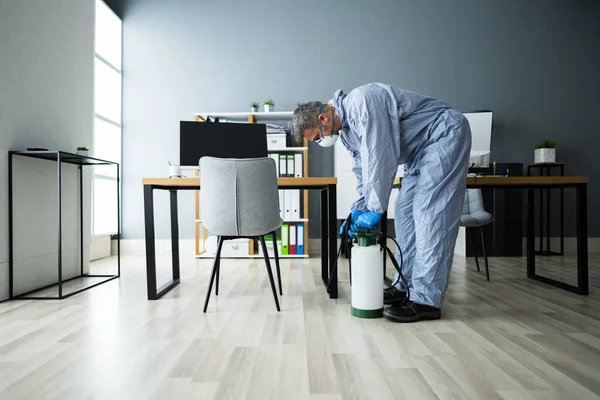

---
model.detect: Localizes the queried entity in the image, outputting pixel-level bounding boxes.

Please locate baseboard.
[111,239,196,255]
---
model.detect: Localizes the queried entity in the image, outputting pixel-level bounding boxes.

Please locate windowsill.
[92,232,118,238]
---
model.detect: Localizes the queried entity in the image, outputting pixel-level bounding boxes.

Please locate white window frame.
[92,0,122,237]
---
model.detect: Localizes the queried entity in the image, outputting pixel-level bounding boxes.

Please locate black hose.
[381,235,409,300]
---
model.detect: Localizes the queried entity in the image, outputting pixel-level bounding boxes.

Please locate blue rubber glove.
[340,209,363,236]
[355,211,383,230]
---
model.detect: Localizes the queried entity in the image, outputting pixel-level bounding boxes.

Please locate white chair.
[200,156,283,312]
[460,189,494,281]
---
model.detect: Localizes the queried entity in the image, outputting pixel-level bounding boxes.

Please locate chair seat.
[460,211,493,227]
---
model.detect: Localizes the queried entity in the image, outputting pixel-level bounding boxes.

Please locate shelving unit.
[192,111,310,259]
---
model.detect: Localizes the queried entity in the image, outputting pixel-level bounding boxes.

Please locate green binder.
[281,224,289,255]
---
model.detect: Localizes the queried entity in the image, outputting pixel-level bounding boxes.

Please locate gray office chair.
[460,189,494,281]
[200,156,283,312]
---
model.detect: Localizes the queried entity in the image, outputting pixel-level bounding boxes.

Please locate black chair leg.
[271,231,282,296]
[203,236,224,313]
[480,227,490,281]
[259,236,281,312]
[216,252,221,296]
[469,228,480,272]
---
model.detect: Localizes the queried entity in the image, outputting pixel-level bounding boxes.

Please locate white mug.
[169,165,181,178]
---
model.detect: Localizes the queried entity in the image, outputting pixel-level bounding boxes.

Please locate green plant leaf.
[536,139,556,149]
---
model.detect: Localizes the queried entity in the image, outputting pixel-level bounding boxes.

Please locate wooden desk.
[142,177,339,300]
[391,175,589,295]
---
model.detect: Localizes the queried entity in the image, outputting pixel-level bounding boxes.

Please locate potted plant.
[264,99,275,112]
[250,102,260,113]
[534,139,556,163]
[77,146,89,156]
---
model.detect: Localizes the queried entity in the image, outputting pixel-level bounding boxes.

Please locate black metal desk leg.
[144,186,158,300]
[320,189,329,286]
[170,190,180,281]
[381,211,388,282]
[539,177,543,252]
[527,189,535,277]
[576,184,588,295]
[328,184,338,299]
[8,153,14,299]
[80,166,84,276]
[57,153,63,299]
[546,166,551,252]
[560,164,564,255]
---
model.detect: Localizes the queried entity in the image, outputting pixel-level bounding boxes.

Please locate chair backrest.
[462,188,486,216]
[200,156,282,237]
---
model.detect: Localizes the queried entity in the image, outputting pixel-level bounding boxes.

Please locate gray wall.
[0,0,94,300]
[121,0,600,240]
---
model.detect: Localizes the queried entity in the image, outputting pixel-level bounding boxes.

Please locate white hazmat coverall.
[332,83,472,308]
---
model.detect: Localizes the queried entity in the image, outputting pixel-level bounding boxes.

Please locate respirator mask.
[316,105,339,148]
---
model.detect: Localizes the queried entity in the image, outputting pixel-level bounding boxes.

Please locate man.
[292,82,471,323]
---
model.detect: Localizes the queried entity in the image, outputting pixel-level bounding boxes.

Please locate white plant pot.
[77,150,89,156]
[251,107,258,113]
[264,104,273,112]
[534,148,556,163]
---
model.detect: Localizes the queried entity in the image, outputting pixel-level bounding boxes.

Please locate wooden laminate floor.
[1,250,599,400]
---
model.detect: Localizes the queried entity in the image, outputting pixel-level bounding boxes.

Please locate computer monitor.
[464,111,492,167]
[179,121,268,166]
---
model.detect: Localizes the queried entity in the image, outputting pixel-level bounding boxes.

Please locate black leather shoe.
[383,301,441,323]
[383,287,408,305]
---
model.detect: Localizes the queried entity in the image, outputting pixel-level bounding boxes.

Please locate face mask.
[316,134,339,147]
[316,105,339,147]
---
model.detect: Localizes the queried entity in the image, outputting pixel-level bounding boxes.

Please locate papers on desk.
[266,124,287,134]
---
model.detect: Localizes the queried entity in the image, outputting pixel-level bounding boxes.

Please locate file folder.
[294,154,303,177]
[279,155,287,177]
[289,224,297,254]
[278,190,284,220]
[291,190,300,220]
[270,153,279,176]
[287,155,294,177]
[297,223,304,255]
[281,224,289,255]
[284,190,293,220]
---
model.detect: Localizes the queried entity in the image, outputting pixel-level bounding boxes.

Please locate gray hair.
[292,101,323,142]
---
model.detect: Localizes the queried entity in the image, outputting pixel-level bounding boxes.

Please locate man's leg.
[383,110,471,322]
[392,171,416,291]
[410,112,471,309]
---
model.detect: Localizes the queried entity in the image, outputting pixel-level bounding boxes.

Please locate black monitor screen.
[179,121,268,166]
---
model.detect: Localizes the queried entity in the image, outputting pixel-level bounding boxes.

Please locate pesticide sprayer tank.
[350,232,384,318]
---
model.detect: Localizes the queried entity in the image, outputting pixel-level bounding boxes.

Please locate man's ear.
[317,111,326,123]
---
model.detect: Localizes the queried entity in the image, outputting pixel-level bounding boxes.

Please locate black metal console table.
[8,150,120,300]
[527,162,564,256]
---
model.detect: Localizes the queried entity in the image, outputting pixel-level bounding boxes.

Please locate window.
[93,0,122,236]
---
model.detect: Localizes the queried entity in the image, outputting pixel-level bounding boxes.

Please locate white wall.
[0,0,94,300]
